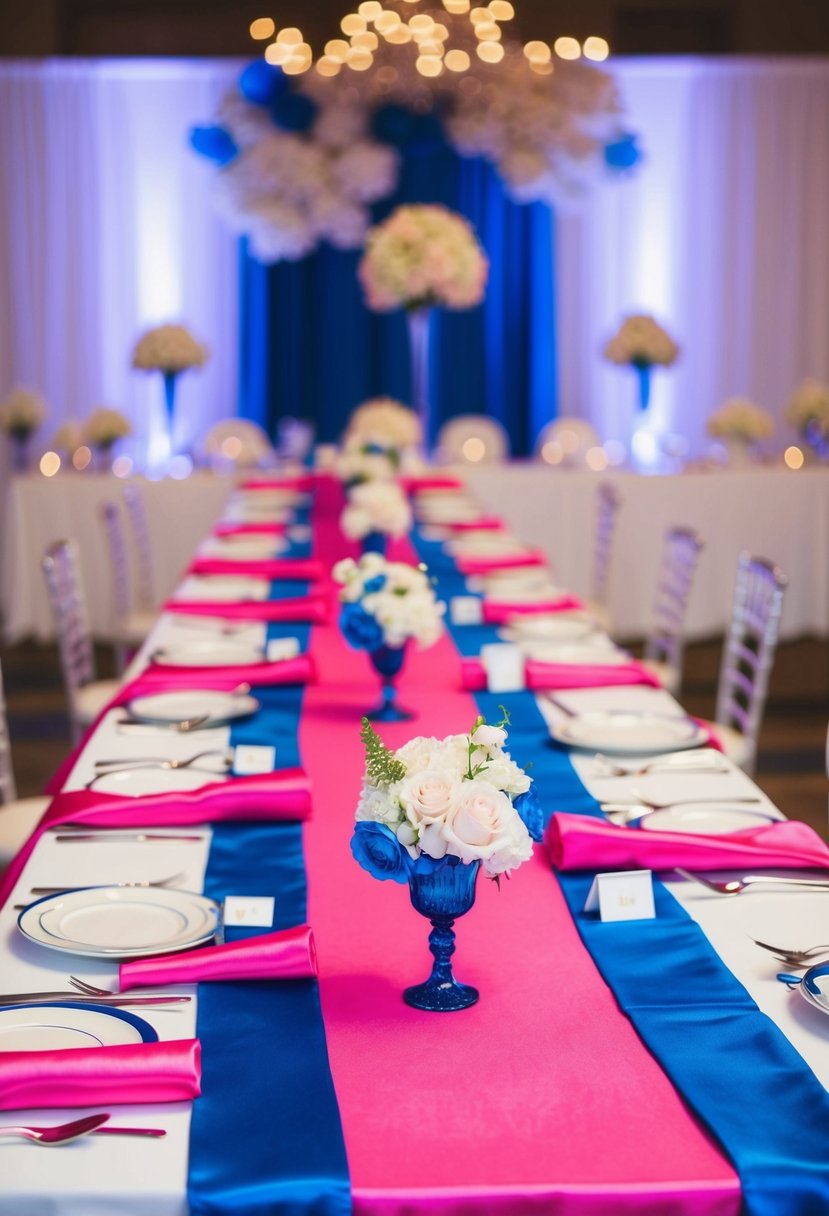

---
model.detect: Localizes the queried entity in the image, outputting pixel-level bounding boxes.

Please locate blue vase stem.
[403,860,480,1012]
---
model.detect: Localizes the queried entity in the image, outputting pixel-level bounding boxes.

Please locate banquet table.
[5,463,829,644]
[3,472,829,1215]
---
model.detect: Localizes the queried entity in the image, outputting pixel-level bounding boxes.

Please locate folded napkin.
[446,517,506,532]
[189,557,322,581]
[164,595,331,624]
[461,657,661,692]
[482,596,585,625]
[120,924,316,991]
[545,811,829,873]
[401,475,465,493]
[457,551,548,576]
[139,655,316,690]
[0,1039,201,1111]
[241,475,315,492]
[213,521,288,537]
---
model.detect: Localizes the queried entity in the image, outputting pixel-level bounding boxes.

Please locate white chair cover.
[435,415,510,464]
[201,418,275,467]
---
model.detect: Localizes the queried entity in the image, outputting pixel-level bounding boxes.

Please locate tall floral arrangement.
[0,387,47,439]
[345,396,422,451]
[604,315,679,370]
[351,714,539,883]
[786,379,829,444]
[707,398,774,442]
[132,324,208,373]
[334,554,444,651]
[84,407,133,451]
[358,205,488,313]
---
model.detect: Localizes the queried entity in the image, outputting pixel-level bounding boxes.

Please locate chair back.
[201,418,274,466]
[435,415,510,464]
[535,418,600,466]
[715,552,787,776]
[41,540,95,743]
[100,500,132,627]
[592,482,622,608]
[122,483,155,610]
[0,661,17,805]
[644,528,705,683]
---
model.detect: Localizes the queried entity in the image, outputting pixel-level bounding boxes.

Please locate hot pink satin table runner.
[0,1039,202,1111]
[188,556,323,581]
[461,657,661,692]
[163,595,331,623]
[481,595,585,624]
[298,501,739,1216]
[547,812,829,873]
[119,925,317,990]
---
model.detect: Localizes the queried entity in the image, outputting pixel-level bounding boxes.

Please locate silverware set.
[602,793,764,823]
[675,868,829,896]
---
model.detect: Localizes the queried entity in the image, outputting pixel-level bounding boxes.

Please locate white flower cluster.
[341,479,412,540]
[334,553,445,648]
[0,387,47,436]
[132,324,208,373]
[604,315,680,367]
[335,437,399,485]
[358,205,488,312]
[786,379,829,434]
[84,407,133,448]
[357,721,534,877]
[51,422,83,452]
[345,396,422,451]
[212,113,399,263]
[706,398,774,442]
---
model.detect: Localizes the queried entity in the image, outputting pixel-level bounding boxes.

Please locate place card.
[223,896,275,929]
[233,744,277,775]
[450,596,484,626]
[266,637,301,662]
[584,870,655,922]
[480,642,525,693]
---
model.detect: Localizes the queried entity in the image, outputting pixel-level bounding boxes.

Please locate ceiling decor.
[191,1,640,263]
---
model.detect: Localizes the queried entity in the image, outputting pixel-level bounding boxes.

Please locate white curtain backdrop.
[0,59,241,469]
[556,58,829,458]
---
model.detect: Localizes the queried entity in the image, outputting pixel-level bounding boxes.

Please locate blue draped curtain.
[239,142,556,455]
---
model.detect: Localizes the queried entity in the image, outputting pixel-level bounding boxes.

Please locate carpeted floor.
[2,634,827,839]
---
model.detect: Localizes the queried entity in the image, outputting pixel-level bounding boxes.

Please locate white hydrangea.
[603,315,679,367]
[0,386,47,435]
[84,407,133,448]
[132,324,207,372]
[707,398,774,442]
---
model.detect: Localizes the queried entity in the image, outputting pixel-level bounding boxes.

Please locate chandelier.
[191,2,638,263]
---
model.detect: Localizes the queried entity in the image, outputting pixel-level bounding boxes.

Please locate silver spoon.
[0,1114,110,1145]
[675,868,829,895]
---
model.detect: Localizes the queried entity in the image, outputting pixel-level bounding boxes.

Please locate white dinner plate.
[549,709,707,755]
[202,536,287,559]
[174,576,270,602]
[18,887,221,959]
[522,641,630,665]
[125,688,260,726]
[451,537,535,558]
[485,584,563,605]
[223,505,293,524]
[0,1003,158,1051]
[500,616,597,644]
[639,804,777,834]
[152,639,267,667]
[792,965,829,1017]
[89,765,228,797]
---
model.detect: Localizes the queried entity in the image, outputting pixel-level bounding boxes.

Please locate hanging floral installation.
[190,1,640,264]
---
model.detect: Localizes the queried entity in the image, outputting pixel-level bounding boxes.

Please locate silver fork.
[753,939,829,967]
[675,868,829,895]
[94,749,232,772]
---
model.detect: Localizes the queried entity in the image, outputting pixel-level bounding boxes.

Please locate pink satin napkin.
[481,595,585,625]
[213,521,288,537]
[461,657,661,692]
[445,516,506,532]
[188,557,322,581]
[0,1039,202,1111]
[139,655,317,689]
[241,475,315,492]
[401,474,465,492]
[545,811,829,872]
[164,595,331,624]
[119,924,317,990]
[457,551,548,575]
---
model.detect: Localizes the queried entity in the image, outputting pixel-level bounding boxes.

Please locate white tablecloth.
[461,464,829,640]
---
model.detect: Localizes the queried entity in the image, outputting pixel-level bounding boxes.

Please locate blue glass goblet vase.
[367,643,412,722]
[404,857,480,1012]
[361,530,387,556]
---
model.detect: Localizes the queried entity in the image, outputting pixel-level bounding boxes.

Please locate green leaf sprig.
[360,717,407,788]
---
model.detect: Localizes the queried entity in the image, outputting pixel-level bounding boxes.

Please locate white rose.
[476,752,532,796]
[484,816,535,877]
[440,780,530,873]
[399,769,460,830]
[471,724,507,750]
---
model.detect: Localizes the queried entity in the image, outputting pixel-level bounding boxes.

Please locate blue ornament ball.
[239,60,287,107]
[188,125,238,166]
[604,133,641,171]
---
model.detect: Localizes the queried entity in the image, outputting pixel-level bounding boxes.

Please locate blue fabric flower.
[514,786,545,842]
[351,822,411,883]
[340,603,384,651]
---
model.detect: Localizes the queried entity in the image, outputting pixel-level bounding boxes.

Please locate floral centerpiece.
[340,480,412,554]
[51,422,83,456]
[132,323,208,445]
[786,379,829,456]
[604,314,680,412]
[351,713,540,1010]
[333,553,444,721]
[707,398,773,467]
[83,407,132,468]
[335,437,399,488]
[345,396,422,452]
[0,387,47,471]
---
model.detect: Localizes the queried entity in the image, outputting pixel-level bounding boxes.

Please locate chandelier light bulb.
[409,13,435,34]
[357,0,383,19]
[476,39,504,61]
[347,47,374,69]
[351,29,379,48]
[474,21,501,39]
[415,55,443,76]
[316,56,342,75]
[374,10,401,33]
[444,48,471,70]
[325,37,350,60]
[469,6,493,22]
[417,38,444,55]
[384,23,412,41]
[341,13,367,35]
[276,26,303,44]
[523,39,551,63]
[529,59,553,74]
[583,35,610,61]
[431,22,450,40]
[249,17,276,40]
[443,0,470,11]
[265,41,289,63]
[488,0,514,18]
[553,36,581,59]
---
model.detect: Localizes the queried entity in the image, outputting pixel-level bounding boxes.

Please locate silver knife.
[54,833,205,843]
[0,993,191,1006]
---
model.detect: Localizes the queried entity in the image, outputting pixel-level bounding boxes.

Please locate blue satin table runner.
[412,528,829,1216]
[186,539,351,1213]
